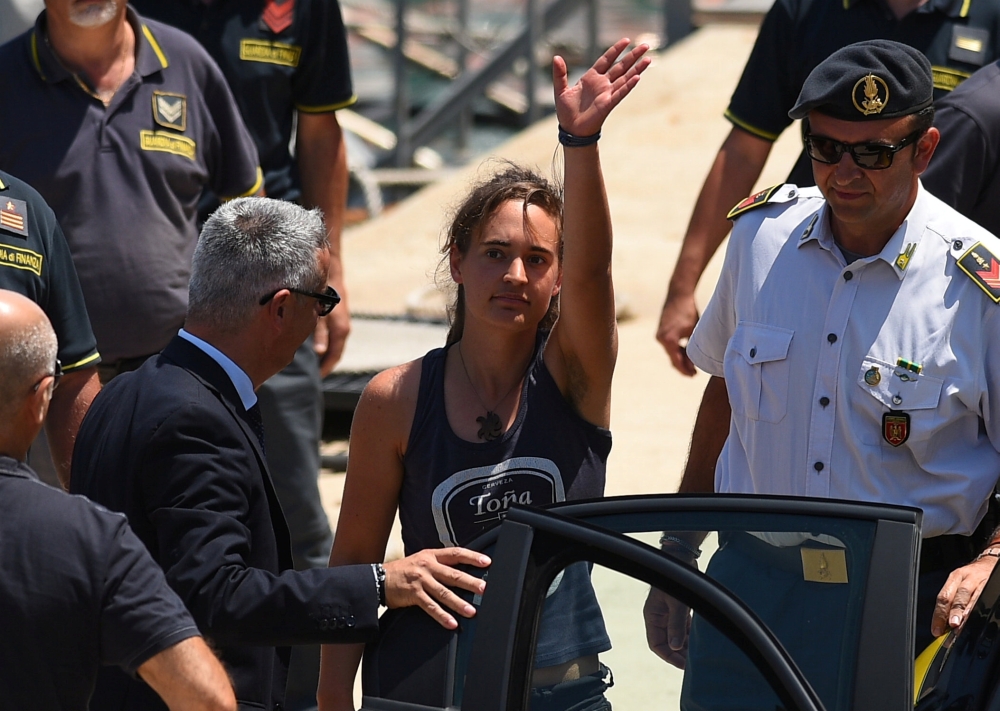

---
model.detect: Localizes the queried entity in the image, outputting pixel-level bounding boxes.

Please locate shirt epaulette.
[727,184,801,220]
[952,237,1000,304]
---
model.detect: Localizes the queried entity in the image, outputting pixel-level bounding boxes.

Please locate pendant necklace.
[457,342,528,442]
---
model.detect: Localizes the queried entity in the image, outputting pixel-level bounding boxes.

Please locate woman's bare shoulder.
[364,357,424,398]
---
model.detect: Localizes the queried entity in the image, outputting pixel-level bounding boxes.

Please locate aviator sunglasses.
[259,285,341,316]
[801,121,924,170]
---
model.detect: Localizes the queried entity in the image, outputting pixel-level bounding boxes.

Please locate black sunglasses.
[802,126,924,170]
[33,358,62,393]
[259,285,341,316]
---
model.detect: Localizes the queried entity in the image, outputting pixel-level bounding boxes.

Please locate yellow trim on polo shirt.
[724,109,781,142]
[295,95,359,114]
[62,352,101,372]
[141,24,169,69]
[960,0,972,17]
[30,32,47,81]
[0,177,6,191]
[221,167,265,201]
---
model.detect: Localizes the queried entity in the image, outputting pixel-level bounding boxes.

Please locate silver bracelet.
[659,534,701,559]
[977,546,1000,562]
[372,563,387,606]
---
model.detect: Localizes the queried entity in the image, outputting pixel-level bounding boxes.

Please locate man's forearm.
[668,128,773,298]
[45,367,100,489]
[678,376,731,493]
[297,112,348,273]
[298,111,351,373]
[138,637,236,711]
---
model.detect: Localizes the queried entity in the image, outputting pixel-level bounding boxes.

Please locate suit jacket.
[71,336,379,711]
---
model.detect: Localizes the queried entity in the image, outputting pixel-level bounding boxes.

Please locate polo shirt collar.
[0,455,37,481]
[797,186,931,280]
[29,6,168,85]
[843,0,970,18]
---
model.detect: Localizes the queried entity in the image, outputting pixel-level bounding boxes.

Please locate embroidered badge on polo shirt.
[949,26,989,67]
[0,244,43,276]
[957,242,1000,303]
[152,92,187,132]
[261,0,295,34]
[240,39,302,67]
[0,198,28,238]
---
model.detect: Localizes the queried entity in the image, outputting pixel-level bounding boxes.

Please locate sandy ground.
[316,23,807,705]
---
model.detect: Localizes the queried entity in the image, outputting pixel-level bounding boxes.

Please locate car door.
[360,494,921,711]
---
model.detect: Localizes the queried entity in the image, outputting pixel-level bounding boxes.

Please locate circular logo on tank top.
[431,457,565,546]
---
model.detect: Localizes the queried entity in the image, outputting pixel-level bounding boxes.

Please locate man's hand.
[384,548,491,629]
[931,554,1000,636]
[643,586,692,669]
[656,291,699,377]
[314,296,350,377]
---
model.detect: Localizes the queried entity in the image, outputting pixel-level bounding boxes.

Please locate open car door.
[361,495,922,711]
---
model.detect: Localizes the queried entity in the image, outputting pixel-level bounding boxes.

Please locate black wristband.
[373,563,387,607]
[558,124,601,147]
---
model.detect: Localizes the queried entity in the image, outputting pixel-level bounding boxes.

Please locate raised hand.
[553,38,651,139]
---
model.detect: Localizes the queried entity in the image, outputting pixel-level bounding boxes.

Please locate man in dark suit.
[71,198,489,711]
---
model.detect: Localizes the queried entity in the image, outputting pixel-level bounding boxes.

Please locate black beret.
[788,39,933,121]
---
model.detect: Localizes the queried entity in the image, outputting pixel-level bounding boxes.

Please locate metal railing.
[388,0,694,167]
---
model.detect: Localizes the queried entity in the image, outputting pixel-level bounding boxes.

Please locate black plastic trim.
[853,519,920,711]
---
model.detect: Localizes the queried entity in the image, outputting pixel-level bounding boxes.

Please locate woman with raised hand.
[318,38,650,711]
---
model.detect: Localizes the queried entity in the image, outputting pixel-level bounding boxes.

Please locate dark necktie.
[246,402,266,454]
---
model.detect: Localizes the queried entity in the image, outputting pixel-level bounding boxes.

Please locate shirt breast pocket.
[856,357,944,445]
[723,322,794,424]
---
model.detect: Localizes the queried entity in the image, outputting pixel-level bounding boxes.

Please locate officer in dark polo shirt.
[0,0,261,381]
[0,169,100,488]
[656,0,1000,378]
[0,288,235,711]
[922,58,1000,234]
[129,3,356,706]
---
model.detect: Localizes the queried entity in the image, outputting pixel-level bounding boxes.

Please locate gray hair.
[0,316,57,418]
[188,197,329,333]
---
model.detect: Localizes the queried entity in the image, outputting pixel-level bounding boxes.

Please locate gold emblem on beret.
[852,74,889,116]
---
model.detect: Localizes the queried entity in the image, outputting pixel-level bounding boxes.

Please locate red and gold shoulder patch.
[727,185,782,220]
[957,242,1000,303]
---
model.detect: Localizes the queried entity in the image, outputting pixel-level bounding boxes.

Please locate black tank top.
[400,332,612,666]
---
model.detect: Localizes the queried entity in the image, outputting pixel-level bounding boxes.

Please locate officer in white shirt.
[646,39,1000,707]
